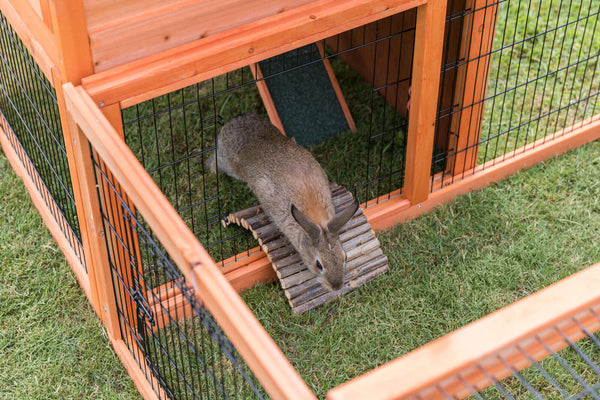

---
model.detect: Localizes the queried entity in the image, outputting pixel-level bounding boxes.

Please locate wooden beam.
[327,263,600,400]
[66,110,122,340]
[48,0,94,84]
[403,0,447,204]
[63,82,317,400]
[448,0,498,176]
[51,67,101,315]
[81,0,426,108]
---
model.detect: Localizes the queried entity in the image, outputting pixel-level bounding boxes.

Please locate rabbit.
[207,113,359,291]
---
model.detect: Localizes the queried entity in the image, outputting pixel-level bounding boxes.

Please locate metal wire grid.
[90,149,268,400]
[413,306,600,400]
[120,13,415,265]
[0,13,84,266]
[432,0,600,189]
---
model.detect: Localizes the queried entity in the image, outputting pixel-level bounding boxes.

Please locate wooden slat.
[85,0,316,72]
[327,263,600,400]
[66,110,122,340]
[63,82,317,400]
[48,0,94,84]
[81,0,426,108]
[51,67,101,315]
[250,63,286,133]
[0,0,58,80]
[403,0,447,204]
[448,0,498,176]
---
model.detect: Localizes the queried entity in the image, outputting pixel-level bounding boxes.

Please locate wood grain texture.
[84,0,315,72]
[81,0,426,108]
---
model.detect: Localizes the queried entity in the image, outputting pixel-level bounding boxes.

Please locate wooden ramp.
[223,183,388,314]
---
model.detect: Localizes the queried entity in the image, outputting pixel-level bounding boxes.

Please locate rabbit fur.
[207,113,358,291]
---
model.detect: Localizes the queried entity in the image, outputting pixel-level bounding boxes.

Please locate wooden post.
[66,112,121,339]
[403,0,448,204]
[448,0,498,176]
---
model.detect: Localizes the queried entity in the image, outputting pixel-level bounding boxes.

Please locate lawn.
[2,138,599,398]
[0,154,141,400]
[1,0,600,398]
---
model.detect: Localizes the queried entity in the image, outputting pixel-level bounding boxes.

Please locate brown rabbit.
[207,113,358,291]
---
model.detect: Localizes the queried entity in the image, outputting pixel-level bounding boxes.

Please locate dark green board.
[259,44,350,147]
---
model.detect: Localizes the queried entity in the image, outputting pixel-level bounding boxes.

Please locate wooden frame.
[63,82,317,400]
[3,1,600,399]
[80,0,426,109]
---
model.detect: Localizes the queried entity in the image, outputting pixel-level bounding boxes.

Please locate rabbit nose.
[331,280,343,291]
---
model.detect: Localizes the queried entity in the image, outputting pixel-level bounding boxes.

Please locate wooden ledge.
[81,0,425,108]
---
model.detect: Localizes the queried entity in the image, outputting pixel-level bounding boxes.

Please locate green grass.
[3,133,600,399]
[241,140,600,398]
[0,155,141,400]
[478,0,600,163]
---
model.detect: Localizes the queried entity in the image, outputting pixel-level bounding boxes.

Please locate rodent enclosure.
[1,0,600,399]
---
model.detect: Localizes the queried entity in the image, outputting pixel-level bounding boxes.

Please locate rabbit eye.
[315,260,324,272]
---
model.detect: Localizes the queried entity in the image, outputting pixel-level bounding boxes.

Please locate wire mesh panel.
[120,13,416,265]
[420,306,600,399]
[0,12,84,266]
[433,0,600,187]
[89,149,268,400]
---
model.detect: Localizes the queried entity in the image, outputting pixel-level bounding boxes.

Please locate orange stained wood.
[84,0,316,72]
[81,0,426,108]
[0,0,58,80]
[403,0,447,205]
[448,0,498,176]
[63,82,317,400]
[51,67,101,315]
[250,62,286,134]
[48,0,94,84]
[327,262,600,400]
[66,113,122,340]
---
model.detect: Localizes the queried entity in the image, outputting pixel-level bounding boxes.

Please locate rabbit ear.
[291,204,321,242]
[328,199,359,234]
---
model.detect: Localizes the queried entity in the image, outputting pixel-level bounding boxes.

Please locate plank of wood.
[86,0,315,72]
[81,0,426,108]
[48,0,94,84]
[448,0,498,176]
[403,0,448,204]
[223,183,388,313]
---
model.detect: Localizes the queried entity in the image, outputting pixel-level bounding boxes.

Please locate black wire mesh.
[0,12,84,267]
[120,13,416,265]
[433,0,600,189]
[90,149,268,400]
[413,305,600,399]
